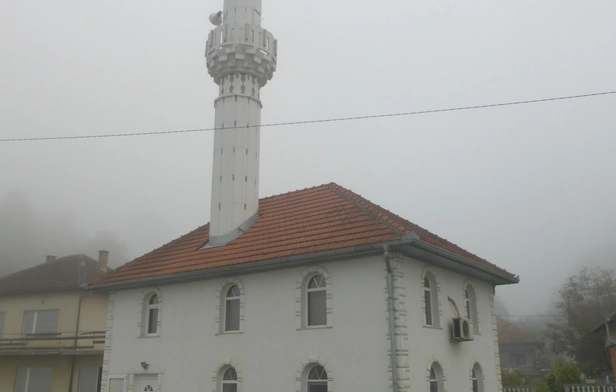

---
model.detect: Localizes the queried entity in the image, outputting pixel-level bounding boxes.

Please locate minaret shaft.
[206,0,276,245]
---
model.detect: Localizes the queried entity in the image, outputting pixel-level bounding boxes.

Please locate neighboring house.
[592,311,616,382]
[497,317,544,383]
[0,252,110,392]
[93,183,519,392]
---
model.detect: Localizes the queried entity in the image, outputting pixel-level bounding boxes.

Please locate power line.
[2,90,615,142]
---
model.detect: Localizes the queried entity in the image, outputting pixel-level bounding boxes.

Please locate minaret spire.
[205,0,277,245]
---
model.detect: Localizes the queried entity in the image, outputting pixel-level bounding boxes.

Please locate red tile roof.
[0,254,109,294]
[94,183,516,286]
[497,317,540,345]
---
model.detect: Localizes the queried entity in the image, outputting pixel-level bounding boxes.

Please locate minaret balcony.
[206,24,277,87]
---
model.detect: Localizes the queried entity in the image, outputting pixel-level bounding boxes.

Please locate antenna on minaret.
[204,0,277,246]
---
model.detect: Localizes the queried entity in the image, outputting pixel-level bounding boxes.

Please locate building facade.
[94,184,519,392]
[0,253,110,392]
[496,317,544,384]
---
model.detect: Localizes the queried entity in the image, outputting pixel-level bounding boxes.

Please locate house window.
[15,367,53,392]
[428,363,443,392]
[306,365,327,392]
[307,274,327,327]
[142,292,161,336]
[23,310,59,336]
[471,363,484,392]
[108,377,125,392]
[510,353,526,366]
[77,367,102,392]
[225,285,241,332]
[0,311,5,338]
[221,367,238,392]
[465,284,479,334]
[423,272,439,327]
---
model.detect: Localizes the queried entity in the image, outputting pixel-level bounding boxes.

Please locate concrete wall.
[102,253,503,392]
[0,290,107,391]
[0,355,102,392]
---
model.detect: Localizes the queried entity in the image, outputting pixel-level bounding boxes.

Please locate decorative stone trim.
[420,266,442,328]
[100,291,116,392]
[462,279,480,334]
[489,290,503,392]
[295,356,333,392]
[212,360,243,392]
[215,277,246,334]
[386,253,410,392]
[295,265,333,329]
[426,358,447,392]
[138,287,163,337]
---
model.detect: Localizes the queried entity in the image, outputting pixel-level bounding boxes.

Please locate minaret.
[205,0,277,246]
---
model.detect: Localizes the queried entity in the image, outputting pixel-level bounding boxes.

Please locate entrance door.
[137,375,158,392]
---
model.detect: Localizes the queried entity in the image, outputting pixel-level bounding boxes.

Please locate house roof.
[0,254,109,294]
[94,183,517,286]
[592,310,616,333]
[497,317,540,345]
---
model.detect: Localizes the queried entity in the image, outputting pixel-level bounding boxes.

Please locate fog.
[1,0,615,315]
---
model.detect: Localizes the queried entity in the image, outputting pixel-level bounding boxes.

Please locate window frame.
[221,367,238,392]
[428,363,444,392]
[471,363,484,392]
[464,283,479,334]
[306,274,327,327]
[422,271,440,328]
[107,376,126,392]
[140,289,162,338]
[22,309,60,336]
[296,266,332,330]
[15,367,53,392]
[224,285,241,332]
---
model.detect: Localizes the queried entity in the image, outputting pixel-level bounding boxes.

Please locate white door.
[137,375,157,392]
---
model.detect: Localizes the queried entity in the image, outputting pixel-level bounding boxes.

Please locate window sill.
[138,334,160,339]
[297,325,333,331]
[423,325,442,330]
[215,331,244,336]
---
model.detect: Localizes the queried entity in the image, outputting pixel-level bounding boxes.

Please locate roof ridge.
[260,183,334,201]
[326,183,406,237]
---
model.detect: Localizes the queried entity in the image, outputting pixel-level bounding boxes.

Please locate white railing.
[565,385,616,392]
[206,24,276,57]
[503,386,536,392]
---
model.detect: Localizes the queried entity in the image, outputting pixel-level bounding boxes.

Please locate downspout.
[605,318,616,345]
[383,244,399,392]
[68,293,90,392]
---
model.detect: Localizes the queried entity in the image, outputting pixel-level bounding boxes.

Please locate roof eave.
[398,239,519,286]
[91,235,517,291]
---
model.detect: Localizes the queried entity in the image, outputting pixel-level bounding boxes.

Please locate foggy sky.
[1,0,615,315]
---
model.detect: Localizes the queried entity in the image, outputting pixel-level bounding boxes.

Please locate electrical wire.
[1,90,615,142]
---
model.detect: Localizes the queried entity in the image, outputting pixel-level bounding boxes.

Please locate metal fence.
[564,385,616,392]
[503,386,536,392]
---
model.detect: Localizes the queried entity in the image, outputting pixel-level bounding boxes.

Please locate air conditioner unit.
[451,317,473,341]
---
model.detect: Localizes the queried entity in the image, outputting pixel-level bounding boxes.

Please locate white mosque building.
[94,1,518,391]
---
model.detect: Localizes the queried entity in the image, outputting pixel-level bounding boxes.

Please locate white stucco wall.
[102,253,502,392]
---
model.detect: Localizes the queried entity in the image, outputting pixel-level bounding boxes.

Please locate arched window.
[146,293,159,335]
[423,272,439,327]
[221,367,238,392]
[471,363,483,392]
[307,274,326,327]
[465,284,479,334]
[307,365,327,392]
[225,285,241,331]
[428,363,443,392]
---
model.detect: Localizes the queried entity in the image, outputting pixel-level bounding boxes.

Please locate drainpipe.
[605,318,616,345]
[383,244,399,392]
[68,293,90,392]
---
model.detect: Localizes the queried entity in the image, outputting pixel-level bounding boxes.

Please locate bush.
[536,362,581,392]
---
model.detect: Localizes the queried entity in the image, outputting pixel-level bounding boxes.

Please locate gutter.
[383,244,399,392]
[90,232,518,291]
[68,293,91,392]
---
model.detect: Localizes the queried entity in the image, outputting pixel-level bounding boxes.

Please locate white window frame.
[471,363,484,392]
[139,288,162,337]
[107,376,126,392]
[224,285,241,332]
[306,274,327,327]
[428,363,444,392]
[464,284,479,334]
[220,367,238,392]
[423,271,440,328]
[306,364,328,392]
